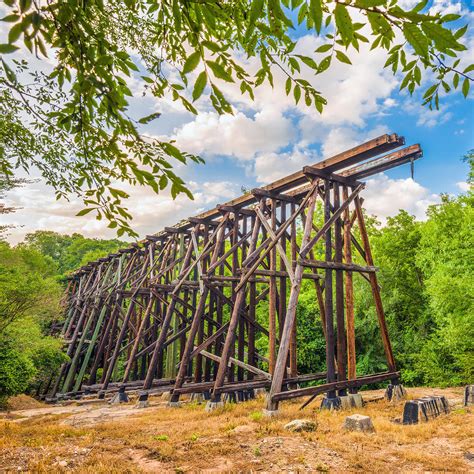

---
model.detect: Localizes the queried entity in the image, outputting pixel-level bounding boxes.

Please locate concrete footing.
[320,396,342,410]
[136,391,149,409]
[344,414,375,433]
[464,385,474,406]
[385,384,407,402]
[403,396,449,424]
[167,401,181,408]
[340,393,363,409]
[109,387,129,404]
[205,401,224,412]
[190,392,206,404]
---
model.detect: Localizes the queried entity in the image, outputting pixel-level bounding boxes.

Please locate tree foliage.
[0,0,472,236]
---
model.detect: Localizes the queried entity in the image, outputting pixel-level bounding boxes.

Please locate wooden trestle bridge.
[47,133,422,411]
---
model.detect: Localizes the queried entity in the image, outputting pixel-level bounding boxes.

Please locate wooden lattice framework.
[46,134,422,411]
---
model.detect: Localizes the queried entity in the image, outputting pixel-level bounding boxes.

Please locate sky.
[2,0,473,244]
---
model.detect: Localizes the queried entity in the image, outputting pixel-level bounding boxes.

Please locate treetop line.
[46,133,422,411]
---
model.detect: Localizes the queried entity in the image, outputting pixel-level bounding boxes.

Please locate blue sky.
[2,0,473,243]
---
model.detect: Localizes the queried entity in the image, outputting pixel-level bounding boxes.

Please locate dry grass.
[0,387,473,472]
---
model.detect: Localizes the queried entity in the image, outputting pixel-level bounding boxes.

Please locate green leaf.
[462,78,470,98]
[421,22,460,52]
[463,64,474,74]
[334,4,354,44]
[109,187,130,199]
[193,71,207,101]
[403,23,429,58]
[1,14,20,22]
[318,55,331,73]
[138,112,161,124]
[183,51,201,74]
[249,0,264,27]
[8,22,23,43]
[315,44,332,53]
[0,43,19,54]
[309,0,322,34]
[285,77,291,95]
[76,208,95,216]
[335,50,352,65]
[206,60,234,82]
[294,84,301,104]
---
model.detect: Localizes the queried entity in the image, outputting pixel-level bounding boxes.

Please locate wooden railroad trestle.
[46,134,422,410]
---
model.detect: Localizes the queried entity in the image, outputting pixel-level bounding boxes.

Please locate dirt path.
[1,387,473,472]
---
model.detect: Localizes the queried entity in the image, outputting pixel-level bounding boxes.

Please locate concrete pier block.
[385,384,407,402]
[320,396,342,410]
[403,396,449,424]
[344,414,375,433]
[340,393,363,409]
[205,401,224,412]
[136,390,149,409]
[262,408,279,418]
[109,386,129,404]
[161,391,171,401]
[190,392,205,404]
[464,385,474,406]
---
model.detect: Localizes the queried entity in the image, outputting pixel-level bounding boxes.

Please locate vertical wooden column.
[210,210,262,402]
[324,180,337,398]
[266,185,318,411]
[334,183,347,392]
[269,199,277,375]
[170,219,228,402]
[343,186,356,381]
[142,236,196,391]
[354,196,397,373]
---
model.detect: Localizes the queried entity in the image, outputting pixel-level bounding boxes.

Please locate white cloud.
[456,181,471,192]
[253,148,317,183]
[172,110,295,161]
[363,175,440,222]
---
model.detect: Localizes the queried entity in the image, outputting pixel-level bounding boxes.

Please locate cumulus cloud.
[253,148,317,183]
[363,175,440,222]
[456,181,471,192]
[172,110,295,161]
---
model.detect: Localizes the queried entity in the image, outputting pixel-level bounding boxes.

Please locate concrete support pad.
[385,384,407,403]
[403,396,449,424]
[340,394,363,409]
[109,389,129,404]
[168,401,181,408]
[190,393,205,404]
[205,401,224,412]
[464,385,474,406]
[320,396,342,411]
[344,414,375,433]
[262,408,279,418]
[136,391,149,409]
[161,391,171,401]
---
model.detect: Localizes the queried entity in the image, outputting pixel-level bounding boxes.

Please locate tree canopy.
[1,0,473,236]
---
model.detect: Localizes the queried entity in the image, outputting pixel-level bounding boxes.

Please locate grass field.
[1,387,473,472]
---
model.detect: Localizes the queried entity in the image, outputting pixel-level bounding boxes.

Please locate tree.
[24,230,124,274]
[1,0,472,236]
[0,241,66,405]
